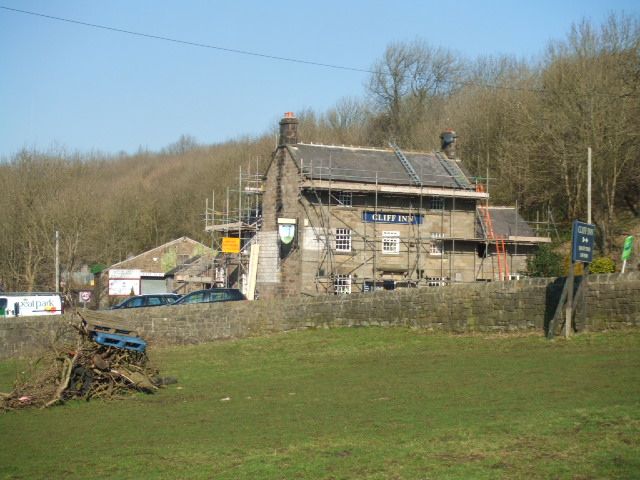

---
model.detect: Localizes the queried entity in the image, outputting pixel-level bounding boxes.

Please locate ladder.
[389,141,422,186]
[476,185,509,281]
[435,152,472,189]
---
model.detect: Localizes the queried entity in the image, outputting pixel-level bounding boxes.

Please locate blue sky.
[1,1,637,157]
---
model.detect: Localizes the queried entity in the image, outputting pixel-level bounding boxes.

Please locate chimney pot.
[440,129,457,159]
[279,112,299,146]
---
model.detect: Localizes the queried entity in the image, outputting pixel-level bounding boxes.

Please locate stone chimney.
[440,129,457,159]
[279,112,299,146]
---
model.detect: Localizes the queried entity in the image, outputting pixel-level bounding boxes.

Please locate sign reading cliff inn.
[362,212,423,225]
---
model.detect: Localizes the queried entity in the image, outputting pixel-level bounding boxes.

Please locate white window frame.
[335,228,352,252]
[429,197,445,210]
[334,274,352,294]
[335,191,353,207]
[430,232,444,255]
[382,231,400,254]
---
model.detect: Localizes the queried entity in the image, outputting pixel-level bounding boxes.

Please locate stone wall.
[1,272,638,359]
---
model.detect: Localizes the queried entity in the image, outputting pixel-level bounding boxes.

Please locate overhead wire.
[0,5,374,75]
[1,5,637,99]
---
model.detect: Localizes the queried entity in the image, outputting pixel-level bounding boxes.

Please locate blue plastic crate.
[92,332,147,352]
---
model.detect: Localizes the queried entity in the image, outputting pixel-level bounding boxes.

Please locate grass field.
[1,328,639,479]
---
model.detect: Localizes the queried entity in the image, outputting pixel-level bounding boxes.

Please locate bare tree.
[323,97,370,145]
[538,15,640,251]
[367,40,465,145]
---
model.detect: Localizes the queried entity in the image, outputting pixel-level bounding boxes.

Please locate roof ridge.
[108,236,210,270]
[295,142,439,156]
[296,142,390,152]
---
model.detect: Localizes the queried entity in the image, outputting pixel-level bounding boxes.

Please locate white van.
[0,293,64,317]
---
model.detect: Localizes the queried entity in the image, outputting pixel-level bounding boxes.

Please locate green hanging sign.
[622,235,634,261]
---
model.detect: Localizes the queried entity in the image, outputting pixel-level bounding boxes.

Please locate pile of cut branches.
[1,312,169,411]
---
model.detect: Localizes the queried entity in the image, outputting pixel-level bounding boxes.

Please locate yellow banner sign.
[221,237,241,253]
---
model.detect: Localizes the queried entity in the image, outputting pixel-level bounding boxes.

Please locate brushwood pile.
[1,311,173,411]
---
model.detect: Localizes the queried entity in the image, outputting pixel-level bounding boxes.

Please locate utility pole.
[587,147,592,224]
[55,230,60,294]
[582,147,593,330]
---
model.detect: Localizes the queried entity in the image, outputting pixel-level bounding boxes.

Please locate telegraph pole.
[55,230,60,294]
[587,147,592,224]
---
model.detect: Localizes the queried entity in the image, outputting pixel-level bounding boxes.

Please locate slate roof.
[483,207,537,238]
[107,237,212,274]
[287,143,474,189]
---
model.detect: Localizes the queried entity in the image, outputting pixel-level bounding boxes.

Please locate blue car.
[111,293,181,309]
[171,288,245,305]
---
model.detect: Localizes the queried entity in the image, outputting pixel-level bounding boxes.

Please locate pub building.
[254,113,550,298]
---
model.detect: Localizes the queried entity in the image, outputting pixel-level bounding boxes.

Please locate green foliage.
[89,263,106,275]
[590,256,616,273]
[527,244,563,277]
[1,329,639,479]
[160,250,177,272]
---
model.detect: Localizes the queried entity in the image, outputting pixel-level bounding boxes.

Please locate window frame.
[334,274,352,294]
[335,191,353,207]
[429,232,444,255]
[381,230,400,254]
[427,276,448,287]
[335,228,352,252]
[429,197,445,210]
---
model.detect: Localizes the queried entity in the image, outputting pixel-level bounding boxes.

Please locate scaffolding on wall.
[195,144,554,297]
[295,144,553,294]
[201,157,264,293]
[297,147,473,294]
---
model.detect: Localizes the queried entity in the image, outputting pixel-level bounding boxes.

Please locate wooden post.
[565,261,574,338]
[576,263,589,332]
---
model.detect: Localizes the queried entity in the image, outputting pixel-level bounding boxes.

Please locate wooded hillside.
[1,15,638,292]
[0,137,274,291]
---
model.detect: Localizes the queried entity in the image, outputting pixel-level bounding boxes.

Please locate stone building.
[99,236,212,307]
[253,113,549,298]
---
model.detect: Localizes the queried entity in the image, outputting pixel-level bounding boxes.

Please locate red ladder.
[477,185,509,281]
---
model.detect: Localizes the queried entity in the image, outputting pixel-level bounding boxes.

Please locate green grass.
[1,328,639,479]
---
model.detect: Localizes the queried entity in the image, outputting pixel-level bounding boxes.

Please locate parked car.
[171,288,246,306]
[111,293,181,309]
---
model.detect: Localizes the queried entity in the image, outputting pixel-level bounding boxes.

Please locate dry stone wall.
[1,272,638,359]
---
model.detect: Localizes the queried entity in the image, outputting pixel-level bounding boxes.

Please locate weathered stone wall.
[1,272,638,359]
[256,147,302,298]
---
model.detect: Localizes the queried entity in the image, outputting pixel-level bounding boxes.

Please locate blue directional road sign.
[571,220,596,263]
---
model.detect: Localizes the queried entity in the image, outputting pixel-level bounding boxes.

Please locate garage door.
[141,278,168,294]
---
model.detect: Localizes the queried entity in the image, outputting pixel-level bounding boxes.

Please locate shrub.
[526,244,563,277]
[589,256,616,274]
